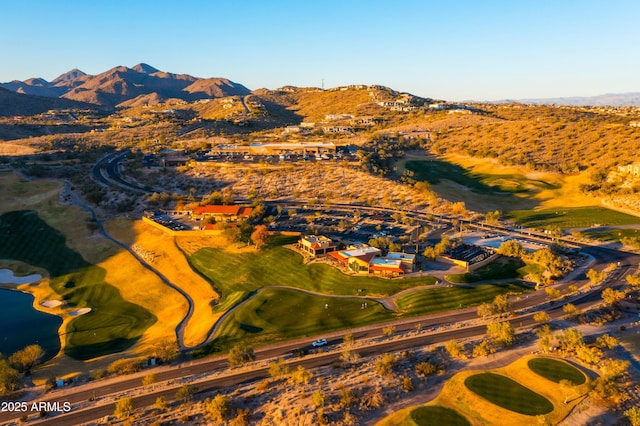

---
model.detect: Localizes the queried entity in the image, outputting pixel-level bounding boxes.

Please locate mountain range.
[0,63,251,109]
[495,92,640,107]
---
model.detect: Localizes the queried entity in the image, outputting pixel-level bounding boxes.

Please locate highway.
[6,152,632,425]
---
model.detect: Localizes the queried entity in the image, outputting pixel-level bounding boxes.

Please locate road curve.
[20,153,635,425]
[63,174,195,349]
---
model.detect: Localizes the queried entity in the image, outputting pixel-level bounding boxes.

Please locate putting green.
[464,373,553,416]
[410,406,470,426]
[527,357,586,385]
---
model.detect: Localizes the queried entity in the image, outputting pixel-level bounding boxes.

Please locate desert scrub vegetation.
[428,104,640,174]
[153,160,441,211]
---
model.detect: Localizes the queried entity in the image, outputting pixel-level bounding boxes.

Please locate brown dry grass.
[170,161,437,211]
[104,218,221,347]
[0,172,191,379]
[0,142,37,155]
[396,152,600,212]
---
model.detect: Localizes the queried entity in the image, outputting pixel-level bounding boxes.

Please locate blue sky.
[2,1,639,101]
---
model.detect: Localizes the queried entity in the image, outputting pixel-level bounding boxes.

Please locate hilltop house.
[618,163,640,177]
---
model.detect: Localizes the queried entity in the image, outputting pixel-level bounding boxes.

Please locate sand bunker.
[70,308,91,316]
[0,269,42,285]
[40,300,63,308]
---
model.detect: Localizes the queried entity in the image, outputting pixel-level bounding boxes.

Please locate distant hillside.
[0,87,96,117]
[1,63,251,108]
[497,92,640,107]
[250,85,416,123]
[428,103,640,173]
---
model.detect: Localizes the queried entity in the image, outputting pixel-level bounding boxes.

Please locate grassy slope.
[506,206,640,229]
[394,282,528,314]
[204,283,528,353]
[579,227,640,241]
[400,153,640,229]
[212,287,393,348]
[0,172,186,363]
[189,244,437,302]
[0,210,155,360]
[105,218,221,347]
[399,154,576,212]
[444,258,532,284]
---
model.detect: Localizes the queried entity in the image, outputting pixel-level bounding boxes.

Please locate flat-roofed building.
[211,142,336,156]
[370,257,405,276]
[298,235,336,257]
[385,252,416,272]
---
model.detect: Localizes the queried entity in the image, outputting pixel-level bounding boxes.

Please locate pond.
[0,288,62,360]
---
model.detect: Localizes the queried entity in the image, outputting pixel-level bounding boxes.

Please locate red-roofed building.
[192,205,253,222]
[328,245,407,276]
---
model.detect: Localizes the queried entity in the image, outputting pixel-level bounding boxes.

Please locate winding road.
[61,169,194,349]
[3,152,632,425]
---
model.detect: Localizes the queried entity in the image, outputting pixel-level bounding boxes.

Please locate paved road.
[92,150,151,195]
[59,174,194,350]
[3,254,634,426]
[10,154,632,425]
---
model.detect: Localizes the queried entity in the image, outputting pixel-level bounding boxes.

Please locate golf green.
[528,357,586,385]
[464,373,553,415]
[410,406,470,426]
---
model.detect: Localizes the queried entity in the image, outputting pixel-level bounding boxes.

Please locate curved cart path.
[54,176,195,350]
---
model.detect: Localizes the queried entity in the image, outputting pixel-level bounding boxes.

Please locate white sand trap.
[70,308,91,316]
[0,269,42,285]
[40,300,63,308]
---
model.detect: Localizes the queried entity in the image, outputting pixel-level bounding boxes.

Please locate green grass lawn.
[395,282,529,314]
[445,258,543,284]
[200,287,393,351]
[0,210,155,360]
[464,373,554,416]
[189,244,437,306]
[405,159,557,196]
[195,281,528,356]
[581,227,640,242]
[505,206,640,229]
[410,406,470,426]
[527,357,586,385]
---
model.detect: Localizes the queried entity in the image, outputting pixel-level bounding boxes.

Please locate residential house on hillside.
[159,148,191,167]
[618,163,640,177]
